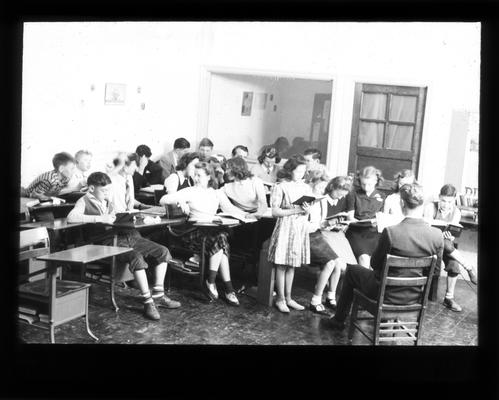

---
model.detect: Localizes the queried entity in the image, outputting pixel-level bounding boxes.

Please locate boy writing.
[67,170,181,321]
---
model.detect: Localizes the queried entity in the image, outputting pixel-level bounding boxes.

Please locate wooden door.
[310,93,332,151]
[348,83,427,192]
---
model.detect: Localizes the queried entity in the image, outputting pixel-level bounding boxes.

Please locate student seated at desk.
[157,137,191,181]
[160,161,250,307]
[250,146,281,185]
[164,152,199,194]
[133,144,165,192]
[21,152,76,200]
[67,171,181,321]
[60,150,93,194]
[423,184,477,312]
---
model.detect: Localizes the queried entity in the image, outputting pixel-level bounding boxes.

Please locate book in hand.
[325,212,349,222]
[114,212,137,224]
[292,195,325,206]
[431,220,463,238]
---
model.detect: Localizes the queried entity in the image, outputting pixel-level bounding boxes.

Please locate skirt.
[180,227,230,258]
[345,226,381,259]
[320,230,357,265]
[309,230,338,267]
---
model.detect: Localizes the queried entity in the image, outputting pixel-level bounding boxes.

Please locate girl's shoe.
[204,280,219,300]
[325,298,337,310]
[224,292,240,307]
[309,303,331,316]
[275,300,290,313]
[286,299,305,311]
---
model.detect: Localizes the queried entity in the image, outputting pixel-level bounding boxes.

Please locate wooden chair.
[18,227,96,343]
[348,254,438,346]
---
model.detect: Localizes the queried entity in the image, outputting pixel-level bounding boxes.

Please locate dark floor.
[18,265,478,345]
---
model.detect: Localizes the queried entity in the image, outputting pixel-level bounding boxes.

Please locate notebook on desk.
[140,205,167,217]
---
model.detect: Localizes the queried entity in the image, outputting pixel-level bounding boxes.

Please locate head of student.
[225,156,253,182]
[325,176,352,200]
[438,184,457,213]
[173,137,191,157]
[274,136,290,154]
[277,154,307,182]
[305,169,329,195]
[135,144,152,162]
[231,145,249,159]
[258,146,281,169]
[303,148,322,171]
[112,152,139,176]
[399,182,425,215]
[198,137,214,160]
[53,152,76,180]
[393,169,416,192]
[176,151,200,178]
[87,172,112,202]
[357,166,383,194]
[193,161,218,189]
[74,150,92,172]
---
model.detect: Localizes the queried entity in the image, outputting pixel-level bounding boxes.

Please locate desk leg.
[110,234,119,312]
[256,242,275,307]
[84,287,99,342]
[48,263,56,344]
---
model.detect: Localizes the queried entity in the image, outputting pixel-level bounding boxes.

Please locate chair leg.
[110,257,119,312]
[373,314,381,345]
[348,298,359,342]
[84,289,99,342]
[49,324,55,344]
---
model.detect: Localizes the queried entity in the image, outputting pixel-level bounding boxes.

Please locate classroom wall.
[21,22,480,198]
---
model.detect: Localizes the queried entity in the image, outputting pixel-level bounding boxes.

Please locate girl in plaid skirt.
[268,155,313,313]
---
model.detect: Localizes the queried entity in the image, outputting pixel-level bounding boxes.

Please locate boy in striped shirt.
[22,152,76,200]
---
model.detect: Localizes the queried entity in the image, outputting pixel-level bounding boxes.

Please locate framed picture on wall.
[241,91,253,116]
[105,83,126,105]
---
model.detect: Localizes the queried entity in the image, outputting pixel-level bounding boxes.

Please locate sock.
[224,280,234,294]
[208,270,217,284]
[141,291,153,304]
[311,295,322,305]
[151,285,164,299]
[445,292,453,299]
[326,291,336,300]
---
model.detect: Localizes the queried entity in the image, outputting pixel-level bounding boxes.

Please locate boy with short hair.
[133,144,164,192]
[158,137,191,180]
[22,152,76,200]
[67,170,181,321]
[303,148,331,181]
[62,150,93,193]
[198,137,214,161]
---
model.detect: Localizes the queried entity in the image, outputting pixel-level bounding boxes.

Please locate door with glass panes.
[348,83,427,193]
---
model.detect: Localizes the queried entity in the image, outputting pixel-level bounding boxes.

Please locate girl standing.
[268,155,312,313]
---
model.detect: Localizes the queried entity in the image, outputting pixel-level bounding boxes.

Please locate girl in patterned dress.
[268,155,313,313]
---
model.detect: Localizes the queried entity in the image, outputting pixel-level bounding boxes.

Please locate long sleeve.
[217,190,248,219]
[160,186,192,205]
[370,228,392,277]
[67,198,103,223]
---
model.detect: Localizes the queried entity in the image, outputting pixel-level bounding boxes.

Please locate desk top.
[20,218,88,231]
[104,216,186,229]
[37,244,132,264]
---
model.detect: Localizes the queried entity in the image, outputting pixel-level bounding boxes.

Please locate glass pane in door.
[385,124,414,151]
[389,95,417,122]
[358,122,384,148]
[360,93,387,120]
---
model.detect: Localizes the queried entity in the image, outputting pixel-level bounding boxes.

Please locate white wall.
[21,22,480,199]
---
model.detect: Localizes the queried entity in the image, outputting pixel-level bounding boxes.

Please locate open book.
[216,212,257,223]
[292,195,326,206]
[192,217,241,226]
[325,212,349,222]
[431,219,463,238]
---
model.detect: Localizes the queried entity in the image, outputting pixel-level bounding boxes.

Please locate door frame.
[197,65,336,164]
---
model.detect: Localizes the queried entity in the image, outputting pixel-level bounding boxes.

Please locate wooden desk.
[27,202,76,221]
[20,245,132,343]
[20,218,88,231]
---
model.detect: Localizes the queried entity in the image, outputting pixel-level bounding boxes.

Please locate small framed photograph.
[241,91,253,116]
[105,83,126,105]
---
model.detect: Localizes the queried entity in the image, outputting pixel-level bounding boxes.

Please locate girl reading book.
[345,166,385,268]
[160,162,249,306]
[267,155,313,313]
[423,183,477,312]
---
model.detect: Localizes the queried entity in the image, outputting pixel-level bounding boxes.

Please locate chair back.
[377,254,438,309]
[19,227,50,262]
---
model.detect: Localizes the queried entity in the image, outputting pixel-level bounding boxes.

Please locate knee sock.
[151,285,164,299]
[311,294,322,305]
[326,290,336,300]
[207,270,217,284]
[141,291,153,304]
[224,280,234,294]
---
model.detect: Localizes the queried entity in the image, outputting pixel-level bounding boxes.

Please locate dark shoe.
[143,302,160,320]
[443,297,463,312]
[224,292,240,307]
[325,316,345,330]
[309,303,331,316]
[324,298,337,310]
[156,295,181,309]
[467,267,478,285]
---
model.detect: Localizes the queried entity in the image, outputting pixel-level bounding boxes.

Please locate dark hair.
[258,146,281,164]
[125,153,139,166]
[173,137,190,150]
[226,157,253,181]
[194,161,218,189]
[393,169,416,192]
[324,176,352,196]
[440,184,457,197]
[274,136,290,151]
[304,148,321,161]
[399,183,425,209]
[276,154,306,181]
[355,165,383,187]
[135,144,152,158]
[231,145,249,157]
[176,152,200,171]
[52,152,75,170]
[199,137,214,148]
[87,172,111,187]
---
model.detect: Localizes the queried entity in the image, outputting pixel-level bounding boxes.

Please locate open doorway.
[202,70,333,164]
